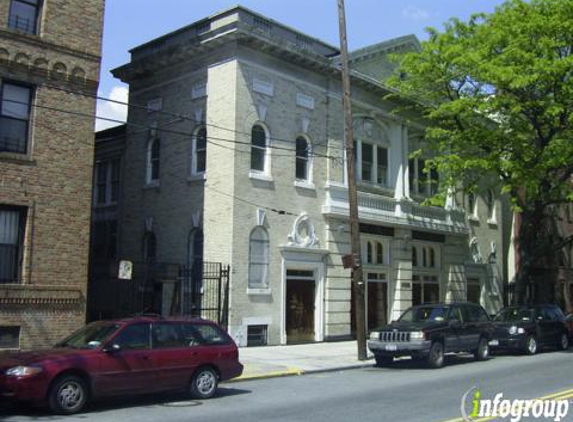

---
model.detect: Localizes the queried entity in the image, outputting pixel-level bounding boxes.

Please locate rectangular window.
[408,158,416,192]
[377,147,388,185]
[0,326,20,349]
[0,206,26,284]
[417,158,427,194]
[9,0,40,35]
[0,82,32,154]
[361,143,373,182]
[95,159,120,205]
[247,325,268,347]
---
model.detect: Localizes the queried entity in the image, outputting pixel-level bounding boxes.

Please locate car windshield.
[494,308,532,322]
[399,306,450,323]
[56,321,121,349]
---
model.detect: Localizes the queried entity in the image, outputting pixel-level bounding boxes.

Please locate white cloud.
[402,5,431,21]
[95,85,128,132]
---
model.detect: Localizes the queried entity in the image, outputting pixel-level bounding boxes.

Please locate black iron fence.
[88,260,230,327]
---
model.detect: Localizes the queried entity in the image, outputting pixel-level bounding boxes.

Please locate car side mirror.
[103,343,121,353]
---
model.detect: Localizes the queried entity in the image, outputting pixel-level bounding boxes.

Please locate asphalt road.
[3,349,573,422]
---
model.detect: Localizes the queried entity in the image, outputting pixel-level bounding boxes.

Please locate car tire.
[48,374,88,415]
[427,341,445,368]
[374,354,393,367]
[524,335,538,355]
[557,332,569,350]
[474,337,490,361]
[190,367,219,399]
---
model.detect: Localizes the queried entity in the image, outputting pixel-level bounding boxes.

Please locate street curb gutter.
[227,361,374,383]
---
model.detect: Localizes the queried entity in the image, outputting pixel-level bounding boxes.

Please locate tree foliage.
[390,0,573,303]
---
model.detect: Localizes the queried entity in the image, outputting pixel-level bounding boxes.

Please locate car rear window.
[183,323,231,346]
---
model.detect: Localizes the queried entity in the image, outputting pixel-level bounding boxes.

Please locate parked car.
[489,304,570,355]
[0,316,243,415]
[367,302,493,368]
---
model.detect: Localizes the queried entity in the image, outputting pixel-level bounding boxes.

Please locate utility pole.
[337,0,367,360]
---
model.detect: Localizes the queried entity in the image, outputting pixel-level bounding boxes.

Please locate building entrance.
[286,270,315,344]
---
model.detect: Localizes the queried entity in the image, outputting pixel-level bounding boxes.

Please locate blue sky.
[96,0,507,130]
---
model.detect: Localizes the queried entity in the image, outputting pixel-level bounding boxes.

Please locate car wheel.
[190,367,219,399]
[374,354,393,367]
[474,337,490,361]
[48,375,88,415]
[524,335,538,355]
[558,332,569,350]
[427,341,445,368]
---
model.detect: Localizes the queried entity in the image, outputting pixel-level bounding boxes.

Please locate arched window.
[429,247,436,268]
[486,190,495,220]
[376,242,384,264]
[147,138,160,183]
[366,241,374,264]
[143,232,157,262]
[248,226,269,289]
[295,136,310,181]
[412,246,418,267]
[251,125,267,172]
[422,247,428,267]
[468,192,476,216]
[192,126,207,175]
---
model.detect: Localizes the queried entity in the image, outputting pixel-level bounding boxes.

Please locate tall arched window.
[147,138,160,183]
[376,242,384,264]
[192,126,207,175]
[366,241,374,264]
[295,136,310,181]
[251,124,267,172]
[429,247,436,268]
[412,246,418,267]
[486,190,495,221]
[248,226,269,289]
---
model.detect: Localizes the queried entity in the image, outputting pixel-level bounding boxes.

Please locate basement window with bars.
[0,326,20,349]
[247,325,268,347]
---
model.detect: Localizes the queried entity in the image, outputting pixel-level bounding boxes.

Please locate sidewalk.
[231,341,374,382]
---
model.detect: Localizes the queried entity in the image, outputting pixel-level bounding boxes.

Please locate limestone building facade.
[0,0,105,350]
[109,6,505,346]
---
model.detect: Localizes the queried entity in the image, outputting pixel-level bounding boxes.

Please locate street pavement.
[2,345,573,421]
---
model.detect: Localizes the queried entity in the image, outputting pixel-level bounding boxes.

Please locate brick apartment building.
[0,0,105,350]
[96,6,507,347]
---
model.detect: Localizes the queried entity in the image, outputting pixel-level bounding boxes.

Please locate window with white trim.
[355,141,388,186]
[250,124,268,173]
[409,157,439,197]
[146,138,160,184]
[248,226,269,289]
[295,136,311,181]
[0,81,32,154]
[486,190,496,222]
[412,274,440,306]
[191,126,206,175]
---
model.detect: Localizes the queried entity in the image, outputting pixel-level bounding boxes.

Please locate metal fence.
[88,260,230,327]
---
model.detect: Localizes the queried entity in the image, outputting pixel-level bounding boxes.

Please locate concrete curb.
[228,361,374,383]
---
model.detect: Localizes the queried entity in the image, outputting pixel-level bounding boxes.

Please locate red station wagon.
[0,316,243,414]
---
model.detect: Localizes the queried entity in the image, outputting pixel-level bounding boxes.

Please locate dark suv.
[367,302,493,368]
[0,316,243,415]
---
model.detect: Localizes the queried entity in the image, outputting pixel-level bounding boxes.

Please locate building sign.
[118,260,133,280]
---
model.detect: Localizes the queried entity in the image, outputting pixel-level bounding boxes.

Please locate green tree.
[390,0,573,304]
